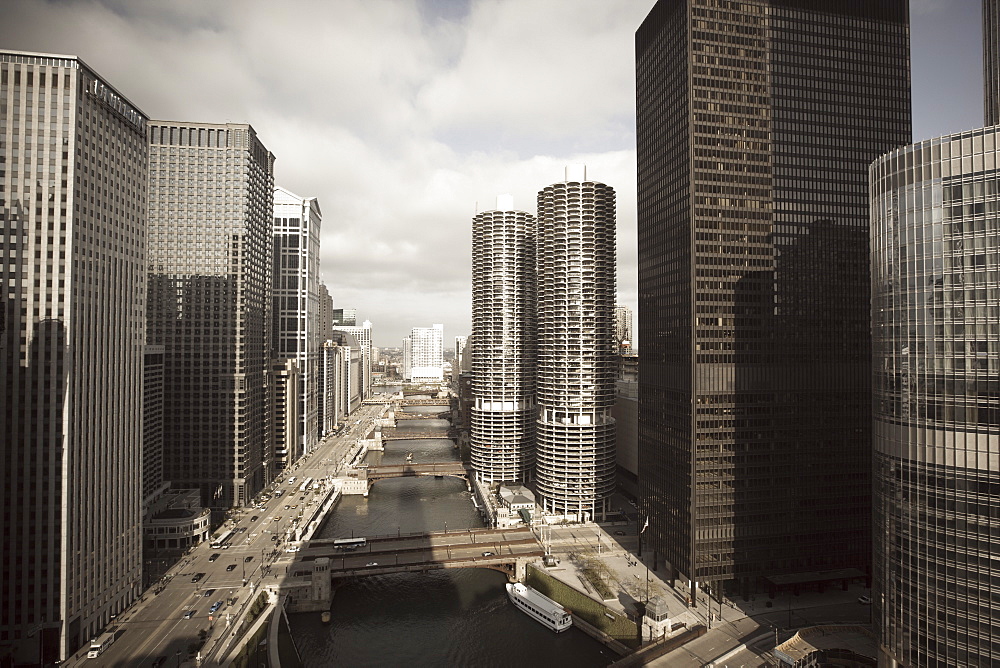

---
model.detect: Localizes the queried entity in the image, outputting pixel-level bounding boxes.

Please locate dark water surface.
[288,409,612,667]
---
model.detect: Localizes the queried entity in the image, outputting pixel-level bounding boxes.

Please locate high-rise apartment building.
[334,320,373,399]
[535,167,617,519]
[408,324,445,383]
[636,0,911,601]
[614,304,633,351]
[147,121,275,509]
[987,0,999,126]
[871,115,1000,668]
[273,186,322,461]
[455,335,468,374]
[270,358,300,471]
[0,51,148,663]
[470,196,537,483]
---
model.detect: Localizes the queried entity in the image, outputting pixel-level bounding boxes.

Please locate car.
[226,564,237,572]
[365,562,378,567]
[152,656,168,667]
[291,505,298,509]
[191,572,205,583]
[274,516,282,522]
[238,526,248,533]
[209,601,222,613]
[250,515,259,522]
[858,595,872,605]
[481,551,494,557]
[208,552,221,562]
[244,556,254,563]
[183,610,195,619]
[288,477,296,483]
[284,505,290,510]
[203,588,215,597]
[614,531,626,536]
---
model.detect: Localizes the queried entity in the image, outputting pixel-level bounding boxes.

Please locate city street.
[65,401,389,667]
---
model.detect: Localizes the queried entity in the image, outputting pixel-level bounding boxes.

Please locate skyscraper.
[273,186,322,462]
[871,125,1000,668]
[614,304,633,351]
[470,195,537,483]
[535,167,617,519]
[636,0,911,602]
[986,0,999,126]
[147,121,275,509]
[334,319,373,399]
[408,324,445,383]
[0,51,148,663]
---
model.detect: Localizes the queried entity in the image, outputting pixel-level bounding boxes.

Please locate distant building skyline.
[0,50,148,664]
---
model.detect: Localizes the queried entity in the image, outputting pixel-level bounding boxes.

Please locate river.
[287,401,614,667]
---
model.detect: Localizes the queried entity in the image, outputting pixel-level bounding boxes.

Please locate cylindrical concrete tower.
[470,195,537,483]
[535,167,617,519]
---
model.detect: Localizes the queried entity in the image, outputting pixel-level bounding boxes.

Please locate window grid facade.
[146,121,275,510]
[470,206,536,484]
[272,186,321,466]
[636,0,911,600]
[535,177,617,519]
[0,51,147,662]
[987,0,999,127]
[872,126,1000,668]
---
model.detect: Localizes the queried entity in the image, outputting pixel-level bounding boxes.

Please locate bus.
[333,537,366,551]
[211,529,235,549]
[87,632,115,658]
[299,477,314,494]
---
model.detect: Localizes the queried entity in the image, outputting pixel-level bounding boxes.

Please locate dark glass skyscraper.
[872,126,1000,668]
[636,0,911,602]
[987,0,999,126]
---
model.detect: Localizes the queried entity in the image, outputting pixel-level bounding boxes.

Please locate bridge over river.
[294,527,543,580]
[382,429,452,440]
[366,461,469,481]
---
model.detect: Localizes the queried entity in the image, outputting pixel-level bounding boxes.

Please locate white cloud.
[2,0,647,343]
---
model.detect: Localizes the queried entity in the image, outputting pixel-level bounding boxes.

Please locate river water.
[288,402,613,667]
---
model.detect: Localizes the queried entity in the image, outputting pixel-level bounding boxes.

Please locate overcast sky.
[1,0,985,346]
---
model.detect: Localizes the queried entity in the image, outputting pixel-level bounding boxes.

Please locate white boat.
[506,582,573,632]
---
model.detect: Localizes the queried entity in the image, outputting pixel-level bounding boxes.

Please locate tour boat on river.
[505,582,573,632]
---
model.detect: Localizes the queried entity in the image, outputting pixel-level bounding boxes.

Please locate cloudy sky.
[1,0,986,346]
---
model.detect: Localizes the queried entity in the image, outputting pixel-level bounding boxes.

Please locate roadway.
[69,400,391,668]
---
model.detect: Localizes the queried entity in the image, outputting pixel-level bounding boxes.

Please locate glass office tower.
[871,126,1000,668]
[636,0,911,603]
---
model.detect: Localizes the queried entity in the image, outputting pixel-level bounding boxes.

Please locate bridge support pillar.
[514,557,529,583]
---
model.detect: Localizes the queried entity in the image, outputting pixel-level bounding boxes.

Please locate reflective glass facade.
[872,126,1000,667]
[636,0,910,600]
